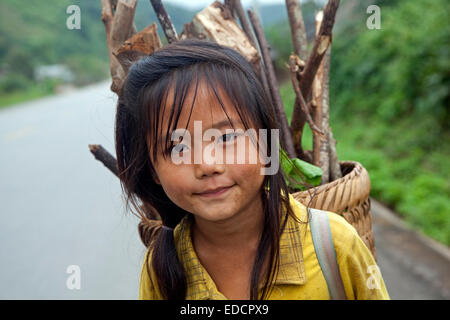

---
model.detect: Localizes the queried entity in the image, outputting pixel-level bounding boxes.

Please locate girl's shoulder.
[288,193,365,259]
[139,247,164,300]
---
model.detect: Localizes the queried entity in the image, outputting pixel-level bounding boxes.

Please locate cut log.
[101,0,138,94]
[114,23,162,74]
[180,1,260,69]
[110,0,138,54]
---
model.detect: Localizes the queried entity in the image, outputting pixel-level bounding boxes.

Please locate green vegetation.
[0,0,109,107]
[277,0,450,245]
[0,78,61,109]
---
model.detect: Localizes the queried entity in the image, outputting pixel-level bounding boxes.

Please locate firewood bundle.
[92,0,342,187]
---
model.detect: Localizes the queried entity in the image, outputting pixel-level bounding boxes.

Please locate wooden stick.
[291,100,309,161]
[254,62,273,107]
[290,0,340,152]
[291,100,307,159]
[110,0,118,10]
[149,0,178,44]
[232,0,257,47]
[312,11,330,183]
[101,0,114,38]
[248,9,296,159]
[289,55,324,137]
[288,55,307,160]
[107,0,138,94]
[101,0,122,94]
[299,0,339,97]
[329,130,342,180]
[89,144,163,228]
[285,0,308,61]
[324,48,342,180]
[229,1,273,108]
[110,0,138,51]
[285,0,308,160]
[224,0,234,14]
[88,144,118,177]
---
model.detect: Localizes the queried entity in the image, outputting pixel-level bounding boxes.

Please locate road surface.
[0,82,144,299]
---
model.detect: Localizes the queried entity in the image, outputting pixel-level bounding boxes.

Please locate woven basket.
[292,161,377,261]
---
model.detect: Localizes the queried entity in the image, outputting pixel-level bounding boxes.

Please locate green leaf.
[279,147,322,191]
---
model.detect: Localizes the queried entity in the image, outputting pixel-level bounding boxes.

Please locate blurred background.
[0,0,448,299]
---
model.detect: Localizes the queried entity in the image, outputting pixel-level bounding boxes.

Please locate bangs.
[144,62,264,164]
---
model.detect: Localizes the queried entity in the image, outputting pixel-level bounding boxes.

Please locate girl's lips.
[195,184,235,198]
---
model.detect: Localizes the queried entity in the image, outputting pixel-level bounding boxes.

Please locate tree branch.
[88,144,118,177]
[285,0,308,61]
[299,0,340,97]
[149,0,178,43]
[290,0,340,158]
[289,55,324,137]
[231,0,257,47]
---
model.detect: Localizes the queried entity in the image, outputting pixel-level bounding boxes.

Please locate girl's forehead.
[161,79,242,128]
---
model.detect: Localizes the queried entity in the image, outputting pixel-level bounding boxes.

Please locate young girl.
[115,39,390,300]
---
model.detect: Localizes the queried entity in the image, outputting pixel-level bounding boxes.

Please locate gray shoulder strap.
[309,207,347,300]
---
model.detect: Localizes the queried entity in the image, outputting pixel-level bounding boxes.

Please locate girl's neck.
[191,194,265,253]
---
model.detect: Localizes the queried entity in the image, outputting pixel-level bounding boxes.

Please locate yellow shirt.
[139,193,390,300]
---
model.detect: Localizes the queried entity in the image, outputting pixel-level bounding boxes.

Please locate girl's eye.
[218,133,239,144]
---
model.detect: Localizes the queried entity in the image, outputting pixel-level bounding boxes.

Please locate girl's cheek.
[232,162,265,186]
[158,165,193,198]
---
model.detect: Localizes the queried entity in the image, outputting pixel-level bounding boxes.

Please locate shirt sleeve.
[139,249,163,300]
[329,213,391,300]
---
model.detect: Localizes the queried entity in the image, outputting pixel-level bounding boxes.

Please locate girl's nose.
[193,143,225,178]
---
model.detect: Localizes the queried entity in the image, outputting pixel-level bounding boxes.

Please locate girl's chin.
[193,208,237,223]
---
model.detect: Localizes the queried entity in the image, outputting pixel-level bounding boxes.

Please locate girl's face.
[148,79,266,223]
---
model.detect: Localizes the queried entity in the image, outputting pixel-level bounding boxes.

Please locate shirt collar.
[173,193,308,300]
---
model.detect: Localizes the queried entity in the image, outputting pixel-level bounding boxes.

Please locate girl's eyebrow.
[159,118,240,144]
[210,118,238,129]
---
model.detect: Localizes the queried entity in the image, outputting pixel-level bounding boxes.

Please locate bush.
[330,0,450,133]
[0,73,32,93]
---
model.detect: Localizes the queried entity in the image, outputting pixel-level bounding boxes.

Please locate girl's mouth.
[194,184,235,198]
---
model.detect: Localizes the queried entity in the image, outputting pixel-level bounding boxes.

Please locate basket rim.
[293,160,369,197]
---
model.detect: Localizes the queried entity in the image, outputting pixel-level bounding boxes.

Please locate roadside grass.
[0,80,59,110]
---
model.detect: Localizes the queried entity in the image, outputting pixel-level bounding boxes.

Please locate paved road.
[371,199,450,300]
[0,82,448,299]
[0,82,144,299]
